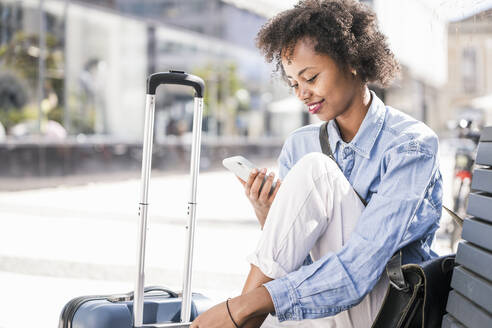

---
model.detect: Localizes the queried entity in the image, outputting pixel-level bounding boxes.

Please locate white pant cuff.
[246,252,289,279]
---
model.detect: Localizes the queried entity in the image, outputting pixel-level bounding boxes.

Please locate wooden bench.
[442,126,492,327]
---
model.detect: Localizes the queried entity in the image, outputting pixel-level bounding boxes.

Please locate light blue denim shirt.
[264,91,443,321]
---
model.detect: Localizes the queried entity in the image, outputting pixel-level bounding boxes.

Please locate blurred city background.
[0,0,491,327]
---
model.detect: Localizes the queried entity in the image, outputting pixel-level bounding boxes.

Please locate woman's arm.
[191,266,274,328]
[238,265,274,328]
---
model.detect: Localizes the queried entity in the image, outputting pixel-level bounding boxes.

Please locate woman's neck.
[335,86,372,143]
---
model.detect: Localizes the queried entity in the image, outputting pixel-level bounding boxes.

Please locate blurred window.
[462,47,477,93]
[0,2,22,46]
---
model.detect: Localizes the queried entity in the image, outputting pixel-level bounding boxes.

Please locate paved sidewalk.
[0,162,279,327]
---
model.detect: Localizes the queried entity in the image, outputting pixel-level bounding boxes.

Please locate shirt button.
[344,147,353,155]
[285,313,292,319]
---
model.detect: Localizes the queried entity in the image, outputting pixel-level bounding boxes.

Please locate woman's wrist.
[229,286,275,326]
[254,208,268,229]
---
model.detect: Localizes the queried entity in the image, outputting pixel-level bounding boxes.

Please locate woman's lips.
[308,100,324,114]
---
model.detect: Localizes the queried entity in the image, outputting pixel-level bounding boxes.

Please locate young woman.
[192,0,442,327]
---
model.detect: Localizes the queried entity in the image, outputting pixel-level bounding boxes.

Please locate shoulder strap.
[443,205,464,227]
[319,122,367,206]
[386,251,410,291]
[319,122,336,162]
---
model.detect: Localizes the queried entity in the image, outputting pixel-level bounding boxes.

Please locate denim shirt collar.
[327,91,386,159]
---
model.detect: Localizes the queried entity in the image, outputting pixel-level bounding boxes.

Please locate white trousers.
[247,153,388,328]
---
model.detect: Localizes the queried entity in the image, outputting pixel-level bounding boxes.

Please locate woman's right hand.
[238,168,281,229]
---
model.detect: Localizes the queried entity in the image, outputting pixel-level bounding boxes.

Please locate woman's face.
[281,39,361,122]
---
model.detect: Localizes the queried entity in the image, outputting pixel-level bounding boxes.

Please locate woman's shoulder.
[290,122,324,136]
[381,106,439,154]
[283,123,323,143]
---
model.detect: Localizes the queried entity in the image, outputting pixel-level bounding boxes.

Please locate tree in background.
[0,30,64,132]
[0,71,28,130]
[193,62,249,136]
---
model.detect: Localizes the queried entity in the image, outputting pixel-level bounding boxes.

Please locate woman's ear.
[348,66,358,81]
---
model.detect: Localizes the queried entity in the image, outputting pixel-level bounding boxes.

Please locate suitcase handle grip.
[108,286,179,302]
[147,71,205,97]
[142,286,179,298]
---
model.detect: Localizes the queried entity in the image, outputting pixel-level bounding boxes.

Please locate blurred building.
[80,0,266,51]
[366,0,448,132]
[3,0,478,141]
[0,0,279,140]
[441,8,492,128]
[65,0,284,140]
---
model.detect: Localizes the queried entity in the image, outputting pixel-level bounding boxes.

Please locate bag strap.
[386,251,410,291]
[319,122,367,206]
[319,121,336,162]
[443,205,464,227]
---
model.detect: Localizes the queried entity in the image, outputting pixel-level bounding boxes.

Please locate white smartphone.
[222,155,277,193]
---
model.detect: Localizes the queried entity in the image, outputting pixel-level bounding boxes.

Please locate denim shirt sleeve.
[264,136,440,321]
[278,138,293,180]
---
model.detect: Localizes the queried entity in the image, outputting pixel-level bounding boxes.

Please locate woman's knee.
[292,152,340,178]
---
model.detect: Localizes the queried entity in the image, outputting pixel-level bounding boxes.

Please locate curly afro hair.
[256,0,400,87]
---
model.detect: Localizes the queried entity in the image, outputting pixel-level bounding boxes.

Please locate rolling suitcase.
[59,71,213,328]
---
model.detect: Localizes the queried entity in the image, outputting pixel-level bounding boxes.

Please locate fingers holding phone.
[260,171,281,204]
[244,167,280,228]
[246,168,266,199]
[223,156,281,228]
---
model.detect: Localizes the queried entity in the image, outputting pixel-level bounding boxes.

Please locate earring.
[351,69,357,76]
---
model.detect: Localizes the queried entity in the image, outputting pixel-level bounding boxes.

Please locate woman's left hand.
[239,169,281,229]
[190,301,238,328]
[192,286,273,328]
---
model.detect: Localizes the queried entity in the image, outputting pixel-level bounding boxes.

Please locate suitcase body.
[59,71,211,328]
[59,288,212,328]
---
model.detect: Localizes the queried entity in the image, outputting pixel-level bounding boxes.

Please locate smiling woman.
[191,1,443,328]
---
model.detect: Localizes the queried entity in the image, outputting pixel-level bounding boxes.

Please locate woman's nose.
[296,84,312,101]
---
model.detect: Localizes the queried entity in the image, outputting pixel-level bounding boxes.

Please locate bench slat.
[471,168,492,193]
[466,193,492,223]
[441,314,466,328]
[479,127,492,142]
[476,142,492,166]
[450,266,492,313]
[456,242,492,280]
[462,218,492,252]
[446,290,492,328]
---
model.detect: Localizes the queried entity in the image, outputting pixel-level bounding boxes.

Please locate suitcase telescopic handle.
[135,71,205,328]
[147,71,205,98]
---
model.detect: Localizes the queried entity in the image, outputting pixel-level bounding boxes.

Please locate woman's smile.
[307,100,324,114]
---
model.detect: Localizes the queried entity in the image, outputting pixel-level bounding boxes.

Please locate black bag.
[318,122,458,328]
[371,252,455,328]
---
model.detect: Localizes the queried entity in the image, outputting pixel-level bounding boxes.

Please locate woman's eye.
[306,74,318,83]
[290,83,299,89]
